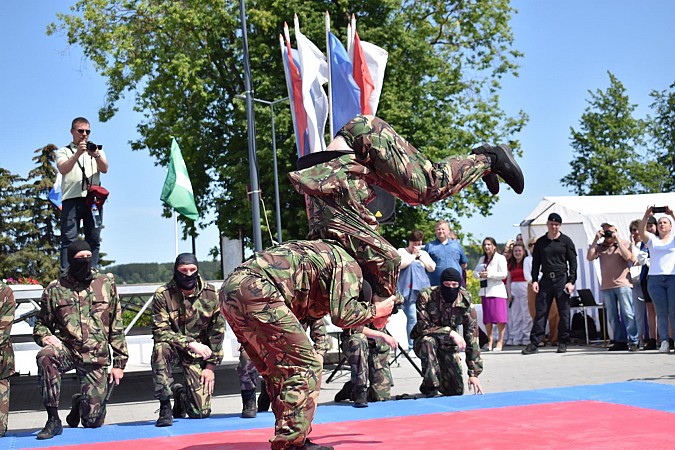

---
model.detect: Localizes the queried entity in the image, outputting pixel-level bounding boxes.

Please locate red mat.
[29,401,674,450]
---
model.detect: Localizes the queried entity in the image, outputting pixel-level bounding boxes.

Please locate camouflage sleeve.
[33,283,56,346]
[151,288,192,349]
[328,257,376,329]
[107,276,129,369]
[308,317,330,356]
[415,289,451,337]
[0,285,16,347]
[463,305,483,377]
[205,301,225,366]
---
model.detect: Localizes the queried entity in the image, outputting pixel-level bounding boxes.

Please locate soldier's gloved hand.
[43,335,63,350]
[188,341,213,359]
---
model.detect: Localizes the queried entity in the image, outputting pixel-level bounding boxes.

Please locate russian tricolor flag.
[48,173,62,210]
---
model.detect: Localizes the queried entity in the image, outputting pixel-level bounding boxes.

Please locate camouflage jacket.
[0,282,16,379]
[33,272,129,369]
[152,276,225,366]
[304,316,330,356]
[234,240,376,329]
[411,286,483,377]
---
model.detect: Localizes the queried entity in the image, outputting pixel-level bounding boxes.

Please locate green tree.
[49,0,526,249]
[0,168,25,280]
[649,82,675,192]
[562,72,663,195]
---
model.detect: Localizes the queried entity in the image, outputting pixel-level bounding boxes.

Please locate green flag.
[160,138,199,220]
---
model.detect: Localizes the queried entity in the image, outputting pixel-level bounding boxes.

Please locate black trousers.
[529,275,570,345]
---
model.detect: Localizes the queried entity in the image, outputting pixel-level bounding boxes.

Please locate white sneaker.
[659,340,670,353]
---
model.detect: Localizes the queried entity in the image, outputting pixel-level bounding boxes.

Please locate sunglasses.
[76,129,91,135]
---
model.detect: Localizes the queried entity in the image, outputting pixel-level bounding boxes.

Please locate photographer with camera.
[587,223,638,351]
[56,117,108,271]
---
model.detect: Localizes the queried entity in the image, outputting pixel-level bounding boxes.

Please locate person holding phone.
[522,213,577,355]
[638,205,675,353]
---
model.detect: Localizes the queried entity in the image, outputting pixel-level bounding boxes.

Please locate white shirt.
[647,234,675,275]
[397,248,436,272]
[474,253,508,298]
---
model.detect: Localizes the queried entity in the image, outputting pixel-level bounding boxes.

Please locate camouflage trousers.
[237,349,260,391]
[36,345,109,427]
[341,331,392,401]
[293,115,489,297]
[151,342,212,418]
[221,270,323,450]
[414,335,465,396]
[0,378,8,436]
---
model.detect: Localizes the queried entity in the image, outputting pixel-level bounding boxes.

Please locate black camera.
[652,206,667,213]
[603,230,613,239]
[86,142,103,152]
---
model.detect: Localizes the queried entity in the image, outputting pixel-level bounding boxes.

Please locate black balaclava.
[174,253,199,291]
[67,240,93,283]
[440,268,462,303]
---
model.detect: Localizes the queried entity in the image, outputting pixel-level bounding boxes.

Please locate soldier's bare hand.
[383,334,398,350]
[109,368,124,385]
[468,376,483,395]
[188,342,213,359]
[43,335,62,350]
[201,368,215,395]
[450,330,466,352]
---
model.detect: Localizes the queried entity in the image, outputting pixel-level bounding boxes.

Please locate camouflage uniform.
[288,115,490,299]
[33,273,128,427]
[238,317,330,392]
[411,286,483,396]
[151,276,224,418]
[0,283,16,437]
[340,325,392,401]
[219,240,375,449]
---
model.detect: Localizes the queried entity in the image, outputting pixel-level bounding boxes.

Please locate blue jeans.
[60,197,101,271]
[602,286,637,344]
[402,294,418,349]
[647,275,675,341]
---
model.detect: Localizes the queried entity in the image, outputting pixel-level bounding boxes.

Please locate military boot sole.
[489,144,524,194]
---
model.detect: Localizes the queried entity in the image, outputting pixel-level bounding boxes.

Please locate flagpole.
[239,0,263,252]
[326,11,334,139]
[174,210,178,258]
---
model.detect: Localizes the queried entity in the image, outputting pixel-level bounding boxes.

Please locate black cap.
[647,216,657,225]
[547,213,563,223]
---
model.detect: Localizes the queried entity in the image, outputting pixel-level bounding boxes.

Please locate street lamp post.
[236,95,289,244]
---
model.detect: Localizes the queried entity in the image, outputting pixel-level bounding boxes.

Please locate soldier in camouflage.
[33,241,128,440]
[333,322,397,407]
[238,316,329,419]
[151,253,225,427]
[288,114,524,305]
[0,282,16,437]
[411,268,484,397]
[220,240,395,450]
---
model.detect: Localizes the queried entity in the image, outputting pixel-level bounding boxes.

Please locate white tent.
[519,193,675,297]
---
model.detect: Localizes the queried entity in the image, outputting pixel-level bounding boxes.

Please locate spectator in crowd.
[424,220,468,287]
[412,268,483,397]
[334,322,398,408]
[638,217,659,350]
[587,223,638,351]
[639,206,675,353]
[151,253,225,427]
[33,241,127,440]
[502,239,516,262]
[525,238,559,346]
[219,240,395,450]
[474,237,509,351]
[516,233,525,247]
[397,230,435,348]
[506,243,532,346]
[522,213,577,355]
[0,282,16,437]
[629,219,651,349]
[56,117,108,271]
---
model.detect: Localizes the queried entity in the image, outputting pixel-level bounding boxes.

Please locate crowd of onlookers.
[397,208,675,355]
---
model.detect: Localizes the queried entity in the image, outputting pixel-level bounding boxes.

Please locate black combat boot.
[171,384,187,419]
[352,387,368,408]
[471,144,524,194]
[65,394,82,428]
[37,407,63,440]
[258,381,271,412]
[241,389,257,418]
[155,399,173,427]
[296,438,335,449]
[471,143,500,195]
[333,381,353,403]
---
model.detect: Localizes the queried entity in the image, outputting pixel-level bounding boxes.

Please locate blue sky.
[2,1,674,265]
